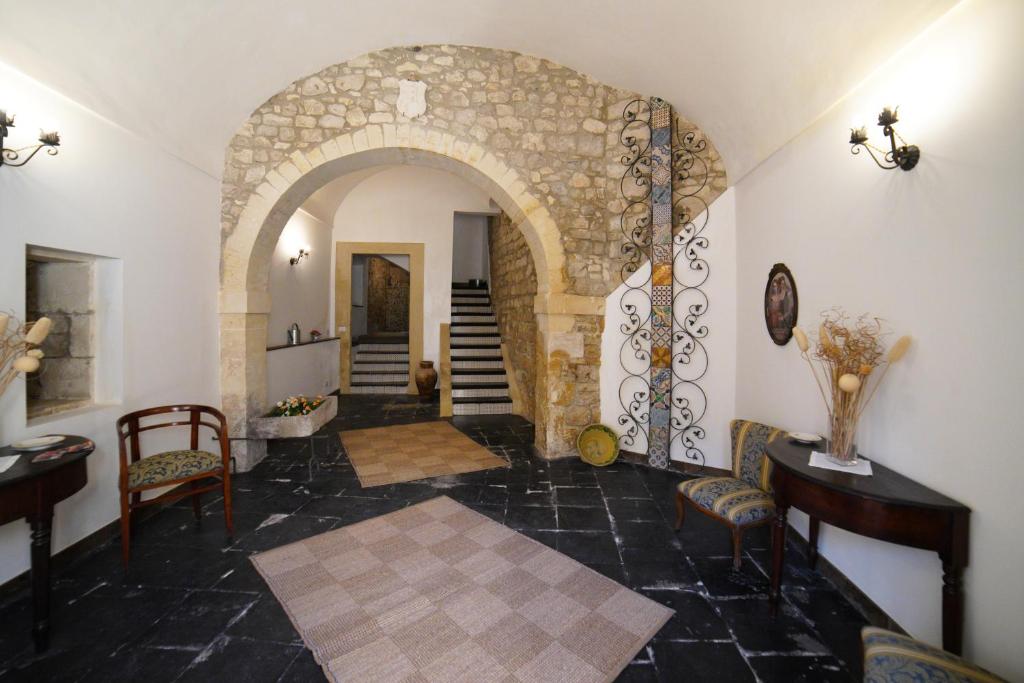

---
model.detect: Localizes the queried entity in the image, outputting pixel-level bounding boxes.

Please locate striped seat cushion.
[862,627,1007,683]
[730,419,783,492]
[677,476,775,526]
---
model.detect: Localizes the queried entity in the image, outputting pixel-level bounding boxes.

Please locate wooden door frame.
[335,242,424,394]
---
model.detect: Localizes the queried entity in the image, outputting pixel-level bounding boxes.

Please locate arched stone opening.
[219,44,727,470]
[221,126,599,469]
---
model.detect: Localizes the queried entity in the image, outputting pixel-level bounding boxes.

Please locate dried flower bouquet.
[792,309,911,465]
[1,313,52,398]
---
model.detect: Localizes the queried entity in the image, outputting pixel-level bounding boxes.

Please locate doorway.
[356,254,410,339]
[335,242,424,393]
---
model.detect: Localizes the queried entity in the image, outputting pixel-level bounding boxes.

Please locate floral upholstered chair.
[862,627,1007,682]
[674,419,783,569]
[116,405,233,567]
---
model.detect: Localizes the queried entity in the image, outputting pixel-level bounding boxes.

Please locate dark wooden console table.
[0,436,93,652]
[766,439,970,654]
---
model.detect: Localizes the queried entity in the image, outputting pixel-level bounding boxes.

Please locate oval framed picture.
[764,263,798,346]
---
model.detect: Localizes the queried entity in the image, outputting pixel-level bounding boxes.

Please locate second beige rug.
[252,496,673,682]
[341,420,508,487]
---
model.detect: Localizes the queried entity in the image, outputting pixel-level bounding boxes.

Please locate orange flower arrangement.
[271,395,325,417]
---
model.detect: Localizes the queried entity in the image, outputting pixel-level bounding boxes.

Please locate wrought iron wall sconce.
[1,108,61,168]
[849,106,920,171]
[289,247,311,265]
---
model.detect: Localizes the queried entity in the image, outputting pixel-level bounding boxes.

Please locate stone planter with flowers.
[249,394,337,439]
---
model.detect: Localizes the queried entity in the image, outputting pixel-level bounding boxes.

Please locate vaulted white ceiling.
[0,0,957,182]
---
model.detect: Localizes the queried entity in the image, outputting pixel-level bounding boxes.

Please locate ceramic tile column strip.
[648,97,673,469]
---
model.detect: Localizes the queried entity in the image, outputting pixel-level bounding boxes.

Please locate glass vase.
[827,412,859,466]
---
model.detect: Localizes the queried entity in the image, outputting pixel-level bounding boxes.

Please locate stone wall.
[222,45,726,299]
[25,259,94,415]
[488,212,538,422]
[542,314,603,445]
[365,255,410,333]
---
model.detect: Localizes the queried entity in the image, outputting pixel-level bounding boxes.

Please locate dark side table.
[766,438,970,654]
[0,436,93,652]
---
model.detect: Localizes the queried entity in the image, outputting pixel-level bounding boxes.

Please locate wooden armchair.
[116,405,233,567]
[675,419,783,569]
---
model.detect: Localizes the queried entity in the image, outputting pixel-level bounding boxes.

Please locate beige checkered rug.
[340,421,509,487]
[251,497,672,682]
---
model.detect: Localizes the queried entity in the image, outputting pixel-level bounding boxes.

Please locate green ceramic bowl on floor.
[576,424,620,467]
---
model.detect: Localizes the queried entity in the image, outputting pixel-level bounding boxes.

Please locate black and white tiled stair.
[450,282,513,415]
[350,340,409,394]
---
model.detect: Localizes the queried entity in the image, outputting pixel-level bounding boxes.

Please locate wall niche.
[25,246,97,420]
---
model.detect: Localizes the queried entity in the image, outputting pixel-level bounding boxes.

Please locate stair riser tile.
[350,373,408,383]
[452,316,496,324]
[452,360,505,370]
[453,403,514,415]
[452,388,510,399]
[355,353,410,362]
[354,344,409,352]
[350,363,408,372]
[451,349,502,358]
[452,374,507,384]
[450,326,499,334]
[348,385,409,395]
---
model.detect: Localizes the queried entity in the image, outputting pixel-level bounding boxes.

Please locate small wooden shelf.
[266,336,340,352]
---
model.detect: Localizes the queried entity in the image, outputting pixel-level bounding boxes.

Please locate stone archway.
[219,44,727,470]
[220,125,603,469]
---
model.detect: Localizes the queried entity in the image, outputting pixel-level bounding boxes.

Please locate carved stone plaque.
[397,79,428,119]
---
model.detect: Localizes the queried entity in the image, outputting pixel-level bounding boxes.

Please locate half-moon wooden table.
[766,438,970,654]
[0,436,93,652]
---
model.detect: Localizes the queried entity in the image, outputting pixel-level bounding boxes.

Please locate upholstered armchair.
[675,419,783,569]
[863,627,1007,682]
[116,405,233,567]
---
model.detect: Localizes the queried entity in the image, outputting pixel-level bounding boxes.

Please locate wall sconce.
[849,106,920,171]
[289,246,311,266]
[1,108,61,168]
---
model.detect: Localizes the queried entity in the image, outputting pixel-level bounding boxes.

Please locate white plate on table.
[11,435,65,451]
[788,432,822,444]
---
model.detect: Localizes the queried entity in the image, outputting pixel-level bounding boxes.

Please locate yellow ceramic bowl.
[576,424,620,467]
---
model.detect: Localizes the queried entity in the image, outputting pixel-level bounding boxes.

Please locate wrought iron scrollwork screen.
[617,98,711,469]
[616,98,654,460]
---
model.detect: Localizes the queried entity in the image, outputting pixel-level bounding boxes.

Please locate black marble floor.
[0,395,871,682]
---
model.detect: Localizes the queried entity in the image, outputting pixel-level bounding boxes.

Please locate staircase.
[450,282,513,415]
[350,336,409,394]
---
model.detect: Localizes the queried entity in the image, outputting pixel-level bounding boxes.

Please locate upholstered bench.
[863,627,1007,682]
[675,419,783,569]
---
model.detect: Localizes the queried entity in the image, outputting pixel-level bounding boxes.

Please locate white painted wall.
[0,61,220,584]
[267,210,331,346]
[732,1,1023,677]
[452,213,491,282]
[328,166,494,366]
[267,339,339,401]
[600,190,737,470]
[381,255,409,271]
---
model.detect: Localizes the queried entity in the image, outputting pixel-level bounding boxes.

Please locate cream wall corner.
[732,1,1024,678]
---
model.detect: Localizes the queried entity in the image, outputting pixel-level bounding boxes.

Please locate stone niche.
[25,249,96,420]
